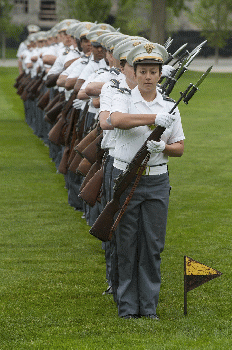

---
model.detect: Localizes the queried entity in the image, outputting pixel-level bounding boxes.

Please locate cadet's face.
[135,64,161,93]
[106,51,114,67]
[92,45,106,61]
[80,38,92,54]
[122,62,136,84]
[63,34,72,46]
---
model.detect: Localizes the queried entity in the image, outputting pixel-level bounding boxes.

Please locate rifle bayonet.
[183,66,213,104]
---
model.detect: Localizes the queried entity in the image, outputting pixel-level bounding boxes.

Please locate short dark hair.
[133,62,162,74]
[120,59,127,68]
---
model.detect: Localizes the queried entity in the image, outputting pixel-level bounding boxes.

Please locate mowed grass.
[0,67,231,349]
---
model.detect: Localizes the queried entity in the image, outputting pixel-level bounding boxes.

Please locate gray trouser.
[111,167,170,317]
[102,155,114,287]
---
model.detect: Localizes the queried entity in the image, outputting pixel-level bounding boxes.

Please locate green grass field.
[0,67,231,349]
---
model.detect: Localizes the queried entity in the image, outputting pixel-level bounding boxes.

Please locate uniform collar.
[132,85,165,107]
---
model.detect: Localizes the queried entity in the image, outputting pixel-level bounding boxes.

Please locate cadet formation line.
[14,19,205,320]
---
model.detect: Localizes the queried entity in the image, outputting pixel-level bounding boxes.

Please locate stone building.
[11,0,61,29]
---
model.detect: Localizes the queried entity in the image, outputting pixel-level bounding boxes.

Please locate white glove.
[147,140,165,154]
[155,112,176,128]
[161,65,175,78]
[73,98,83,109]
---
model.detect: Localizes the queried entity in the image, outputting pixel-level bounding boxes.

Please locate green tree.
[188,0,232,64]
[60,0,112,23]
[0,0,23,59]
[114,0,190,43]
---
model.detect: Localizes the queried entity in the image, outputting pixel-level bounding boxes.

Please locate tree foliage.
[114,0,192,40]
[188,0,232,61]
[189,0,232,48]
[0,0,23,39]
[60,0,112,23]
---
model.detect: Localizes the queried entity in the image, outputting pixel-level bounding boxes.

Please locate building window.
[39,0,57,21]
[14,0,28,14]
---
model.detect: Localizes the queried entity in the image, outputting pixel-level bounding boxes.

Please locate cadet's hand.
[161,65,175,78]
[73,99,82,109]
[155,112,176,128]
[147,140,165,153]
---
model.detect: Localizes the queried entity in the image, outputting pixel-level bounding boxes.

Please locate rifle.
[58,107,80,174]
[69,124,102,172]
[45,73,60,88]
[161,40,207,96]
[14,72,25,88]
[45,91,76,125]
[44,100,65,124]
[76,157,92,177]
[79,137,106,192]
[37,90,50,110]
[44,91,61,113]
[79,166,104,207]
[90,66,213,242]
[67,108,86,166]
[81,133,104,164]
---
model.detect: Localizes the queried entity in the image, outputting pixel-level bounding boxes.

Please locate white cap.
[27,25,40,33]
[126,42,169,66]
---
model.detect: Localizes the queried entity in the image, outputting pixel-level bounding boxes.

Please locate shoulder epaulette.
[74,48,80,54]
[110,79,120,89]
[63,47,70,55]
[162,94,175,103]
[97,68,110,75]
[110,67,121,75]
[117,87,131,95]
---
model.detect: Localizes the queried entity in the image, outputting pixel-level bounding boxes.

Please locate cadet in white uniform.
[109,43,185,319]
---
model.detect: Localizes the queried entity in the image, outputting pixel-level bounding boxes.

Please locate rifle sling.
[108,152,150,241]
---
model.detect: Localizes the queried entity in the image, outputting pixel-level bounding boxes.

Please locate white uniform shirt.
[64,55,91,78]
[47,48,81,76]
[99,74,126,156]
[17,42,27,58]
[78,59,108,81]
[110,86,185,172]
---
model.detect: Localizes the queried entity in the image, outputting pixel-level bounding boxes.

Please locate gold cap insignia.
[66,22,71,26]
[97,31,104,37]
[144,43,155,54]
[133,41,141,47]
[100,25,107,30]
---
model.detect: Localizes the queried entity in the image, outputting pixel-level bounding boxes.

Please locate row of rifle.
[13,38,212,241]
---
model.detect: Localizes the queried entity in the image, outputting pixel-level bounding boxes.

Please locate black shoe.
[102,286,113,295]
[145,314,159,320]
[121,314,140,319]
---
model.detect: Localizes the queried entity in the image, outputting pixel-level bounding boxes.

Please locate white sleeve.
[99,82,114,112]
[80,72,97,90]
[47,55,64,76]
[78,61,95,81]
[110,90,130,114]
[166,107,185,144]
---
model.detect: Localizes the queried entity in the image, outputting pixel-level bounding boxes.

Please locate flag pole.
[184,255,187,315]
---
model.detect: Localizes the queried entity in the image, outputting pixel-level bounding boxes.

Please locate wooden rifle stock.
[44,100,65,124]
[68,110,86,166]
[48,113,66,145]
[90,125,165,241]
[45,73,60,88]
[76,157,92,177]
[58,108,80,174]
[79,167,104,207]
[37,90,50,109]
[44,93,60,112]
[74,127,102,156]
[14,72,25,88]
[81,134,103,164]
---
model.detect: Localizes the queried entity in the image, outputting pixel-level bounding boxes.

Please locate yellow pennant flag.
[184,256,222,315]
